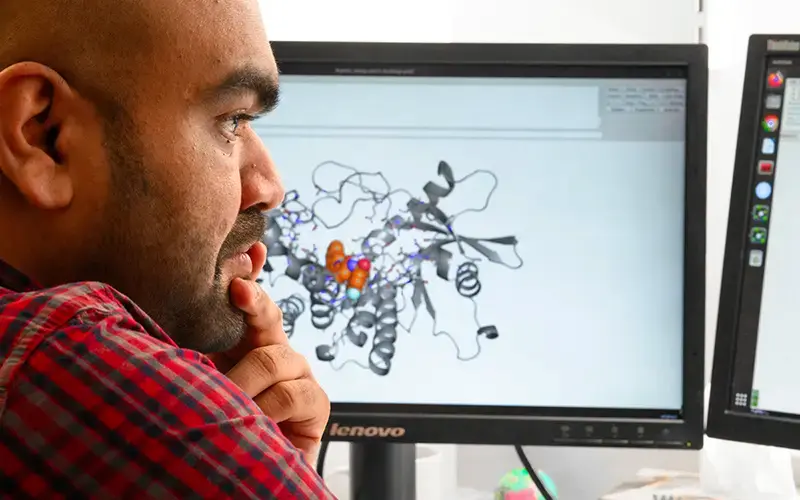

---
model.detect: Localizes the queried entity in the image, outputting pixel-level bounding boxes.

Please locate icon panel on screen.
[765,94,783,109]
[752,205,770,222]
[755,181,773,200]
[762,115,780,132]
[748,250,764,267]
[758,160,775,175]
[749,227,768,245]
[767,71,785,89]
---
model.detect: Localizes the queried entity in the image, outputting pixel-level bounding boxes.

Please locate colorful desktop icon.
[752,205,770,222]
[758,160,775,175]
[755,181,772,200]
[762,138,776,154]
[748,250,764,267]
[495,468,558,500]
[750,227,768,244]
[751,389,760,408]
[762,115,780,132]
[767,71,785,89]
[765,94,783,109]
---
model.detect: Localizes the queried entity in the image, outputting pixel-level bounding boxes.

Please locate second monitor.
[709,34,800,450]
[260,42,707,448]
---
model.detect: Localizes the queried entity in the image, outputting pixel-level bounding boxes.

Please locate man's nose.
[240,133,285,212]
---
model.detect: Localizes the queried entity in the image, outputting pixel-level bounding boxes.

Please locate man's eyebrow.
[204,67,280,116]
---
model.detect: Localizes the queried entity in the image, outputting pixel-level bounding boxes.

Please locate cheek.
[73,150,113,224]
[191,148,244,249]
[63,116,114,219]
[209,171,243,240]
[161,127,241,218]
[136,114,243,256]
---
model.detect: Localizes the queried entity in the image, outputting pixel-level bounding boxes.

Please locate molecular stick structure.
[260,160,523,376]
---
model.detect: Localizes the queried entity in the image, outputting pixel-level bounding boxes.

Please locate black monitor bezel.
[270,41,707,449]
[708,34,800,448]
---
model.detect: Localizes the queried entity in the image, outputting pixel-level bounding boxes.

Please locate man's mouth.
[218,207,268,281]
[227,242,261,278]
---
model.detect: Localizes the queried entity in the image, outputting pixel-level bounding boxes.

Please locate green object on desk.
[495,467,557,499]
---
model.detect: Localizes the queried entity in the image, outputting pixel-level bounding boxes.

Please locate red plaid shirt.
[0,259,335,499]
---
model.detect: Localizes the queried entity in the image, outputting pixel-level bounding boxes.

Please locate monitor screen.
[720,56,800,417]
[709,35,800,449]
[257,63,688,416]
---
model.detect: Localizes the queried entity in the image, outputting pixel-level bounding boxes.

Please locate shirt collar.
[0,259,41,293]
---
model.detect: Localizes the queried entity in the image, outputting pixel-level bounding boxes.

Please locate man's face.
[80,1,283,352]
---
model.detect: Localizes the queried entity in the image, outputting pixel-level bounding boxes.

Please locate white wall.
[259,0,455,42]
[452,0,699,44]
[705,67,741,380]
[260,0,701,45]
[706,0,800,69]
[256,1,731,497]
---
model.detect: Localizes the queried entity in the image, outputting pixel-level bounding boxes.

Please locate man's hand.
[211,242,331,460]
[225,340,329,460]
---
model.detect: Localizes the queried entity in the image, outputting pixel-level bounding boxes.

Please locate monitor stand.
[349,442,416,500]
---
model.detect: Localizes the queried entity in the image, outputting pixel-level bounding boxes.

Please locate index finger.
[230,278,288,347]
[248,242,267,281]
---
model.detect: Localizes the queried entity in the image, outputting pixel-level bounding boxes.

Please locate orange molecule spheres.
[349,267,368,290]
[325,240,349,282]
[324,240,373,300]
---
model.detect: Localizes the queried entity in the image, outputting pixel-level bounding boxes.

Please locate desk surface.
[601,470,800,499]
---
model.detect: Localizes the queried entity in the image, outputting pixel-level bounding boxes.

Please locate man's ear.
[0,62,74,209]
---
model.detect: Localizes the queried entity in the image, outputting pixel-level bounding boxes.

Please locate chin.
[166,287,247,354]
[205,311,248,354]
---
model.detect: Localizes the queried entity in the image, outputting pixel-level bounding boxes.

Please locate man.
[0,0,335,498]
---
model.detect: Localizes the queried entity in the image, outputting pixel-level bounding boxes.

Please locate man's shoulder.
[1,280,127,328]
[0,280,185,390]
[0,283,334,499]
[25,305,221,404]
[0,280,174,349]
[8,280,200,364]
[6,282,254,421]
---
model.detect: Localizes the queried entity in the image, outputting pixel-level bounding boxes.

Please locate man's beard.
[97,120,266,354]
[163,206,266,353]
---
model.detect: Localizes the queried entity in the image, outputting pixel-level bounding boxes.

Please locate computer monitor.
[708,34,800,449]
[261,42,707,497]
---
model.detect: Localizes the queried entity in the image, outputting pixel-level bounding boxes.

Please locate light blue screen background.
[751,78,800,415]
[256,75,685,410]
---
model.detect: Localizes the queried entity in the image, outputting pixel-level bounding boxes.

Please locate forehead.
[135,0,276,108]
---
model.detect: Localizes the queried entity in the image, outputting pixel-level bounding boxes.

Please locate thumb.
[230,278,288,348]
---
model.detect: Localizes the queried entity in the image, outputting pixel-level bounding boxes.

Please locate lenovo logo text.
[767,40,800,52]
[329,423,406,438]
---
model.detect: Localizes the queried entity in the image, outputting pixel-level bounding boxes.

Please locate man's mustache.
[218,207,267,262]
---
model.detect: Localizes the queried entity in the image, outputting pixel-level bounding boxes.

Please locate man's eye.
[222,113,255,138]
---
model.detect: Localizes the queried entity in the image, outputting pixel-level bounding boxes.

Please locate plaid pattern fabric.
[0,260,334,499]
